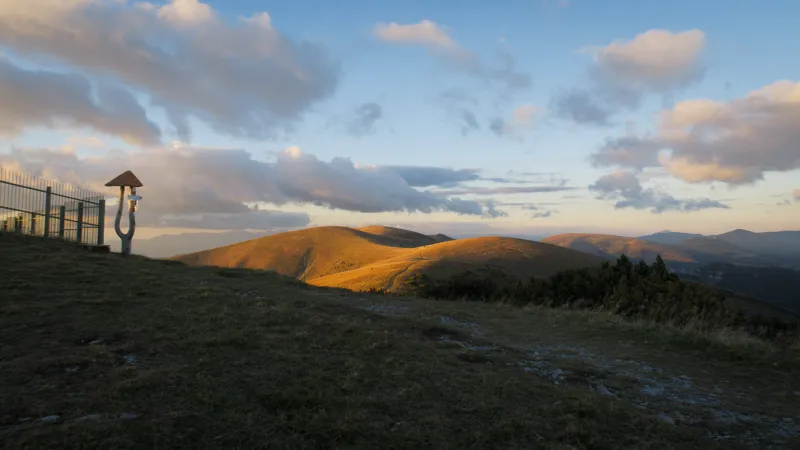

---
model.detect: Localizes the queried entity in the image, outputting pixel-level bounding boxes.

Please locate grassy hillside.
[638,231,704,245]
[682,263,800,314]
[357,225,440,246]
[2,233,799,449]
[175,227,607,293]
[541,233,697,263]
[175,226,411,281]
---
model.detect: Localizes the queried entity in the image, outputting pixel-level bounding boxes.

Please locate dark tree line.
[403,255,799,343]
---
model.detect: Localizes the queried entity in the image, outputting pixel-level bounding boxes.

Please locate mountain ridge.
[173,226,608,292]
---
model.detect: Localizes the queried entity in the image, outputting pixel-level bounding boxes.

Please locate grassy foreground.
[0,233,773,449]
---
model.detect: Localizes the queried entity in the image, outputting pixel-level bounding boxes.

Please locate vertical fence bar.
[58,205,66,239]
[30,213,36,235]
[97,199,105,245]
[76,202,84,244]
[43,186,52,238]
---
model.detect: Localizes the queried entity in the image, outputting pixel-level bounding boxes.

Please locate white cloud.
[0,57,161,145]
[156,0,213,25]
[373,20,457,49]
[0,0,339,142]
[552,29,706,125]
[0,145,503,229]
[591,29,705,91]
[592,80,800,185]
[589,171,729,213]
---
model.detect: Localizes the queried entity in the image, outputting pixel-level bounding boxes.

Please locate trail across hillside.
[327,293,800,449]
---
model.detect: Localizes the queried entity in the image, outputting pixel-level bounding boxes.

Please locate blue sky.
[0,0,798,239]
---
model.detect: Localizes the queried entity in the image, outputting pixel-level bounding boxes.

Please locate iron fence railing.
[0,168,106,245]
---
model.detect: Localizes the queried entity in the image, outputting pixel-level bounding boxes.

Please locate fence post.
[30,213,36,235]
[97,199,105,245]
[16,215,22,233]
[43,186,52,239]
[76,202,84,244]
[58,206,66,239]
[2,219,6,232]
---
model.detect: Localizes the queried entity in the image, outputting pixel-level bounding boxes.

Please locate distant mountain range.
[544,229,800,313]
[541,229,800,270]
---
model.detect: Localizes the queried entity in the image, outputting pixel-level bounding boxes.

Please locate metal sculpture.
[104,170,143,256]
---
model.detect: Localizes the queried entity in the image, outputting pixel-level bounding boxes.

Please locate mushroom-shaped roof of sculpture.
[105,170,143,187]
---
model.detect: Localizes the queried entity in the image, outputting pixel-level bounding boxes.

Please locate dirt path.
[351,296,800,449]
[382,261,418,291]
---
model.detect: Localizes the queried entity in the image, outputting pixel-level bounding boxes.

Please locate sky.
[0,0,798,241]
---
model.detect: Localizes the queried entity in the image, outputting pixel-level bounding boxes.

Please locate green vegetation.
[682,262,800,313]
[3,233,743,449]
[413,255,800,344]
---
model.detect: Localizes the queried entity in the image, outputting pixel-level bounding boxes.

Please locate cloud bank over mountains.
[0,145,531,229]
[591,81,800,186]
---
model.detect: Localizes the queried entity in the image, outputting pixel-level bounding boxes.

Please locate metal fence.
[0,168,106,246]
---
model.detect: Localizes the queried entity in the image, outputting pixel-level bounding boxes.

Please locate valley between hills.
[173,225,800,317]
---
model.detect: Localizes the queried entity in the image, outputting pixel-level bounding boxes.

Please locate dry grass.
[173,226,607,294]
[0,233,736,449]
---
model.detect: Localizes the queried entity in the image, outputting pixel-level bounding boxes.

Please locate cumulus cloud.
[0,146,503,229]
[0,0,339,142]
[591,29,705,92]
[373,20,458,49]
[346,102,383,137]
[552,29,706,125]
[592,80,800,185]
[0,57,160,145]
[589,171,729,213]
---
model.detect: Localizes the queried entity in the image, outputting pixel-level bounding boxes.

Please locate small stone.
[119,412,138,420]
[89,338,104,345]
[65,366,80,374]
[657,413,675,425]
[18,417,31,422]
[122,355,138,364]
[641,385,665,397]
[596,384,618,398]
[75,414,104,422]
[40,415,60,423]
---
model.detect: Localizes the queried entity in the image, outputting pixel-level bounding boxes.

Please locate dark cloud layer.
[1,146,504,229]
[589,171,728,213]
